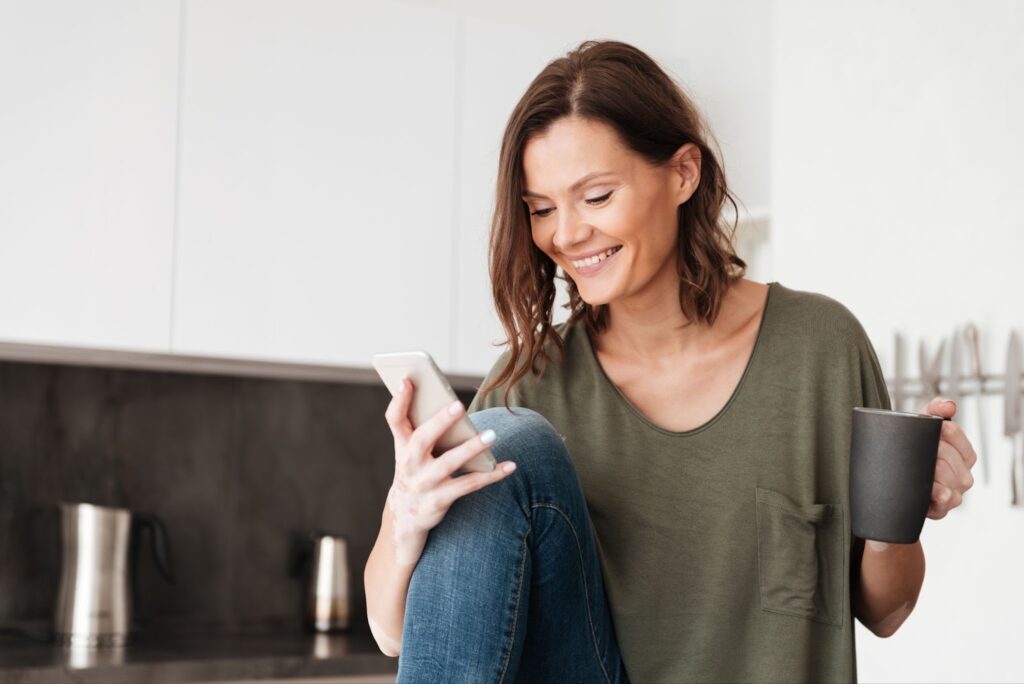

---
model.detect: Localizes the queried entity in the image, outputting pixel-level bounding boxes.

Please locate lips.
[565,242,618,259]
[568,245,622,276]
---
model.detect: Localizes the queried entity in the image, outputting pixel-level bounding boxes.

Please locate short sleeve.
[466,321,573,413]
[853,319,892,412]
[467,350,514,413]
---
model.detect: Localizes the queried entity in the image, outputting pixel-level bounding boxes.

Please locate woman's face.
[521,116,699,307]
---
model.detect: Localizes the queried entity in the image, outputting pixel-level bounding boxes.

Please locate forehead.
[522,117,635,192]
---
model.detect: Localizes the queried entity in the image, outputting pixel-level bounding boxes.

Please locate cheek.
[597,204,640,244]
[612,204,672,252]
[640,204,679,251]
[530,225,558,262]
[619,211,677,274]
[529,224,547,251]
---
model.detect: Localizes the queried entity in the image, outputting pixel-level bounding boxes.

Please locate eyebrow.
[521,171,616,199]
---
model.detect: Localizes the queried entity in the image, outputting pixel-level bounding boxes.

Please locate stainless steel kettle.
[291,531,350,632]
[54,503,173,647]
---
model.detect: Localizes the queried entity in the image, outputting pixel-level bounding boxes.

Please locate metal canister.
[307,533,350,632]
[54,503,172,647]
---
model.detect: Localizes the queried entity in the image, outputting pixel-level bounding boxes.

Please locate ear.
[669,142,701,206]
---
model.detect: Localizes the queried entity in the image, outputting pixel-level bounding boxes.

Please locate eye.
[585,191,613,205]
[530,207,554,218]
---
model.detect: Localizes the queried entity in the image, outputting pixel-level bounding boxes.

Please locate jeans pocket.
[754,486,844,627]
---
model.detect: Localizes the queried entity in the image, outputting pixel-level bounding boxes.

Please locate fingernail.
[480,429,496,444]
[502,462,517,474]
[396,378,406,394]
[448,400,464,416]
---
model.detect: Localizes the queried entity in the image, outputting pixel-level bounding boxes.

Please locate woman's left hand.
[920,396,977,519]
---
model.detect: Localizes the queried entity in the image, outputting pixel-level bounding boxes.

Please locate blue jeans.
[396,407,630,684]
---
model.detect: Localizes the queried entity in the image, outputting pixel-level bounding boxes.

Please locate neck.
[597,261,730,364]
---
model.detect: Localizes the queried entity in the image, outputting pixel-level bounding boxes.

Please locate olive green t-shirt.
[467,281,892,684]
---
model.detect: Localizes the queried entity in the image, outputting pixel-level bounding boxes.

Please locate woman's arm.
[365,378,517,657]
[364,495,417,657]
[852,397,977,637]
[851,536,925,637]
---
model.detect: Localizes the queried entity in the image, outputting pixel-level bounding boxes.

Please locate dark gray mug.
[850,407,947,543]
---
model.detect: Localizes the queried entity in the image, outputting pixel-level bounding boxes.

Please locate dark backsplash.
[0,359,478,637]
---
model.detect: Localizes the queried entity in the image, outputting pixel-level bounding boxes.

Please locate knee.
[468,407,574,483]
[469,406,564,453]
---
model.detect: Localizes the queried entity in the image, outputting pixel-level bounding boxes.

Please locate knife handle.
[965,324,984,380]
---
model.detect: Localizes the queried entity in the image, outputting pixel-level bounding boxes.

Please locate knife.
[1005,331,1022,506]
[948,326,963,410]
[894,332,905,412]
[965,323,990,486]
[947,328,968,509]
[918,338,946,405]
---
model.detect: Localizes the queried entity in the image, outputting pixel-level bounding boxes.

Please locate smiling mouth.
[568,245,622,270]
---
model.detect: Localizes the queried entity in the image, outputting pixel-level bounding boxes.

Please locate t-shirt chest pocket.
[754,486,845,627]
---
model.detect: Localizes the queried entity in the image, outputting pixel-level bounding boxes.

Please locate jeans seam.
[530,502,613,684]
[497,526,531,684]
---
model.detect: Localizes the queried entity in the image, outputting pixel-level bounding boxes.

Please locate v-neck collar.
[579,281,778,438]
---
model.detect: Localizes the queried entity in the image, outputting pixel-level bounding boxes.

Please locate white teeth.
[571,247,619,269]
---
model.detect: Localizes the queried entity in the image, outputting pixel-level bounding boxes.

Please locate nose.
[551,205,592,254]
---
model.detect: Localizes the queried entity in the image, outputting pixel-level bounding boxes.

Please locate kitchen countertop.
[0,339,484,390]
[0,631,398,683]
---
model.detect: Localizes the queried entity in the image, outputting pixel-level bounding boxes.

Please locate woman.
[364,40,977,683]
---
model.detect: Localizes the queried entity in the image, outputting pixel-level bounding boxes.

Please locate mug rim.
[853,406,944,420]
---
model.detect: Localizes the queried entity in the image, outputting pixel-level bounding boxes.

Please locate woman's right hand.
[383,377,517,566]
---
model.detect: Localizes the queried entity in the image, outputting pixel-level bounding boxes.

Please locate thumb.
[921,396,957,419]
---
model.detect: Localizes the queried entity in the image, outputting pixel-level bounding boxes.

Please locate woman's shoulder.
[769,281,873,347]
[468,320,580,411]
[762,281,886,382]
[769,281,890,407]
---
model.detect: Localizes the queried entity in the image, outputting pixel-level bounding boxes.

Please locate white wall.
[416,0,773,210]
[772,2,1024,681]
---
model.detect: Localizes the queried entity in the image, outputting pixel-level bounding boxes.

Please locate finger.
[433,460,518,507]
[423,429,498,484]
[933,459,968,507]
[922,397,958,420]
[927,481,960,519]
[940,419,978,471]
[933,457,960,493]
[936,437,974,491]
[384,377,414,442]
[927,496,959,519]
[407,399,467,461]
[926,481,948,519]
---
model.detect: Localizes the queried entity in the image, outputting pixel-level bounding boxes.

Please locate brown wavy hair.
[480,39,748,405]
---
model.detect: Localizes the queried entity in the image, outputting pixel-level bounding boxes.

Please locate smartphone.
[372,351,497,473]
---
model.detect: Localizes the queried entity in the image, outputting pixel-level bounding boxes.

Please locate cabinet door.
[0,1,179,351]
[451,19,574,376]
[174,0,458,369]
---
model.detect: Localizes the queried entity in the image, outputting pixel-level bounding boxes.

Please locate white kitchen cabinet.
[0,2,771,380]
[0,0,180,352]
[173,0,459,369]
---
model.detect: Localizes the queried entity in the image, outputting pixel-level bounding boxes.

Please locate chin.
[572,282,621,308]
